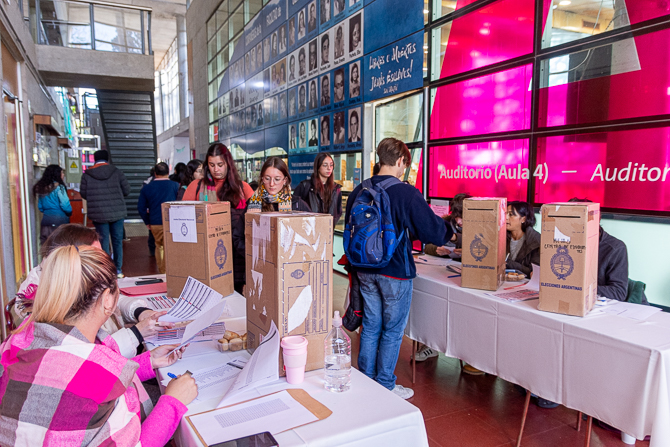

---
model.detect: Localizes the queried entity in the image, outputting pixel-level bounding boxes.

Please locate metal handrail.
[58,0,152,12]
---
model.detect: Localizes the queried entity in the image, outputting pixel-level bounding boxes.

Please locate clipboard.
[185,389,332,446]
[120,282,168,296]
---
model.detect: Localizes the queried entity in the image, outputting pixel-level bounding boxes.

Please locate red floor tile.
[425,409,513,447]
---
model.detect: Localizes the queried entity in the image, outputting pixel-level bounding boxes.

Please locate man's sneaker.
[414,347,439,362]
[391,385,414,400]
[461,363,485,376]
[117,272,125,279]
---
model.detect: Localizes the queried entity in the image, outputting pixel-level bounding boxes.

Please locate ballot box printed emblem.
[291,268,305,279]
[470,234,489,262]
[550,246,574,280]
[215,239,228,270]
[181,223,189,237]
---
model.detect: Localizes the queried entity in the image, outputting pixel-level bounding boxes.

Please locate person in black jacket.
[506,201,540,277]
[293,152,342,229]
[247,157,310,212]
[344,138,454,400]
[424,193,471,260]
[80,150,130,277]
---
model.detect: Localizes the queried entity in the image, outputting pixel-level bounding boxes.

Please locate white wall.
[158,136,191,170]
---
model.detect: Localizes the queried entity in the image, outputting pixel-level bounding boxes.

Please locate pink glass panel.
[534,128,670,212]
[436,0,534,79]
[539,28,670,128]
[543,1,670,33]
[428,139,529,200]
[430,64,532,139]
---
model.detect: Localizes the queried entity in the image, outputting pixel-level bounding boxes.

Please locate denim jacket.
[38,184,72,218]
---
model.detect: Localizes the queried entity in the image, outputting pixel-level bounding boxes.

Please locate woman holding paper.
[182,143,254,295]
[247,157,311,212]
[11,224,171,358]
[0,246,198,447]
[506,201,541,277]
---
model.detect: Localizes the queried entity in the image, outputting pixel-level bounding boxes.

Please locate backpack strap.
[376,176,402,191]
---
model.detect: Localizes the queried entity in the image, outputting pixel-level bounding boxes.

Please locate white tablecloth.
[158,346,429,447]
[406,263,670,445]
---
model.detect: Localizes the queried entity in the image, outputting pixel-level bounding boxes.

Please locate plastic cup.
[281,336,309,384]
[621,432,636,445]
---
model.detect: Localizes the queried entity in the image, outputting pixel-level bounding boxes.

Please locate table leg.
[577,411,582,431]
[515,390,532,447]
[412,339,416,384]
[584,416,593,447]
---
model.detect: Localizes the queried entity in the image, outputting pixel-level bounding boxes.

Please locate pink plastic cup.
[281,336,309,384]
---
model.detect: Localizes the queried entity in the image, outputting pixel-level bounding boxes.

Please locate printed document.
[169,300,227,353]
[159,276,223,323]
[162,357,248,402]
[169,205,197,243]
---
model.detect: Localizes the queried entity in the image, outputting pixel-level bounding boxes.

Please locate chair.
[626,278,648,305]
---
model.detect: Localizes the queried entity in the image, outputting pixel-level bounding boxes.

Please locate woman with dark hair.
[33,164,72,243]
[506,200,540,276]
[177,159,203,200]
[424,193,471,258]
[247,157,310,212]
[169,162,187,183]
[293,153,342,228]
[182,144,254,294]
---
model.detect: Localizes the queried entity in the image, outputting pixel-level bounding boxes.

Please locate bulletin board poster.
[216,0,424,160]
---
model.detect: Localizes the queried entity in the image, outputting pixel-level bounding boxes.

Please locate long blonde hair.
[23,246,118,329]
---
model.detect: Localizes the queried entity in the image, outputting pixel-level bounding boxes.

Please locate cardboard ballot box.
[538,202,600,317]
[461,198,507,291]
[162,201,234,298]
[245,212,333,376]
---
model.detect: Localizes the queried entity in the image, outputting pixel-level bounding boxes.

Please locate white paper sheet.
[219,321,280,405]
[487,288,539,302]
[415,255,454,267]
[146,321,227,346]
[169,205,197,243]
[171,300,227,352]
[189,390,319,446]
[158,276,223,323]
[145,295,177,310]
[162,357,247,402]
[601,302,662,321]
[287,285,313,333]
[553,226,571,243]
[527,264,540,291]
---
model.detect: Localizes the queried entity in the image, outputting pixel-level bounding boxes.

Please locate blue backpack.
[344,177,404,269]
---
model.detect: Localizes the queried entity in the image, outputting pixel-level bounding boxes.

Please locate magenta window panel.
[538,28,670,128]
[430,64,532,139]
[429,139,529,200]
[436,0,534,80]
[534,128,670,212]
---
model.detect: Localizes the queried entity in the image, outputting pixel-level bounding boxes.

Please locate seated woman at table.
[506,201,540,277]
[247,157,311,213]
[424,193,470,259]
[11,224,171,358]
[0,246,198,447]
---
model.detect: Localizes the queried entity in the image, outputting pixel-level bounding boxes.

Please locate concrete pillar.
[177,15,189,122]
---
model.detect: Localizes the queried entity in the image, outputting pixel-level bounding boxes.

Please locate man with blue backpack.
[344,138,455,399]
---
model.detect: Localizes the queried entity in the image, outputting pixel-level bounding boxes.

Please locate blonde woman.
[0,246,197,446]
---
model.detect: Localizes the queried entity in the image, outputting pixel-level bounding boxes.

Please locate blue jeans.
[357,273,413,390]
[94,219,124,273]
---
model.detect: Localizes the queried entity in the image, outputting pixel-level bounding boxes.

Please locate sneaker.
[461,363,485,376]
[117,272,125,279]
[536,398,559,409]
[391,385,414,400]
[414,347,439,362]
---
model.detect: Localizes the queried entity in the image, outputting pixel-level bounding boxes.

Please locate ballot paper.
[219,321,280,405]
[146,321,227,346]
[162,357,248,402]
[158,277,223,323]
[188,390,319,446]
[415,255,454,267]
[169,205,197,243]
[145,295,178,311]
[486,264,540,302]
[600,302,662,321]
[169,300,228,353]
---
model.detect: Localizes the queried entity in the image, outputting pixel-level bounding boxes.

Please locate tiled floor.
[123,236,648,447]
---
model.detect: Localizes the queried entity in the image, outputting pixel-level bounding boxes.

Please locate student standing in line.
[344,138,454,399]
[293,153,342,229]
[137,163,180,274]
[34,164,72,244]
[178,159,204,200]
[182,144,253,295]
[0,246,197,446]
[247,157,310,212]
[169,162,186,183]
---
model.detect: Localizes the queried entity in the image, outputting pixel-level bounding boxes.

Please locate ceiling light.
[558,0,571,5]
[423,9,429,13]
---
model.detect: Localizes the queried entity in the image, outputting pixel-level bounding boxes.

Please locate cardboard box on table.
[162,201,235,298]
[245,212,333,376]
[461,198,507,291]
[538,202,600,317]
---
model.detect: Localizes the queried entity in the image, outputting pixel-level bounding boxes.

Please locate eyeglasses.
[264,176,285,185]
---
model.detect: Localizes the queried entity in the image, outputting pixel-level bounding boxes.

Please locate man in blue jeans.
[80,150,130,277]
[344,138,454,399]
